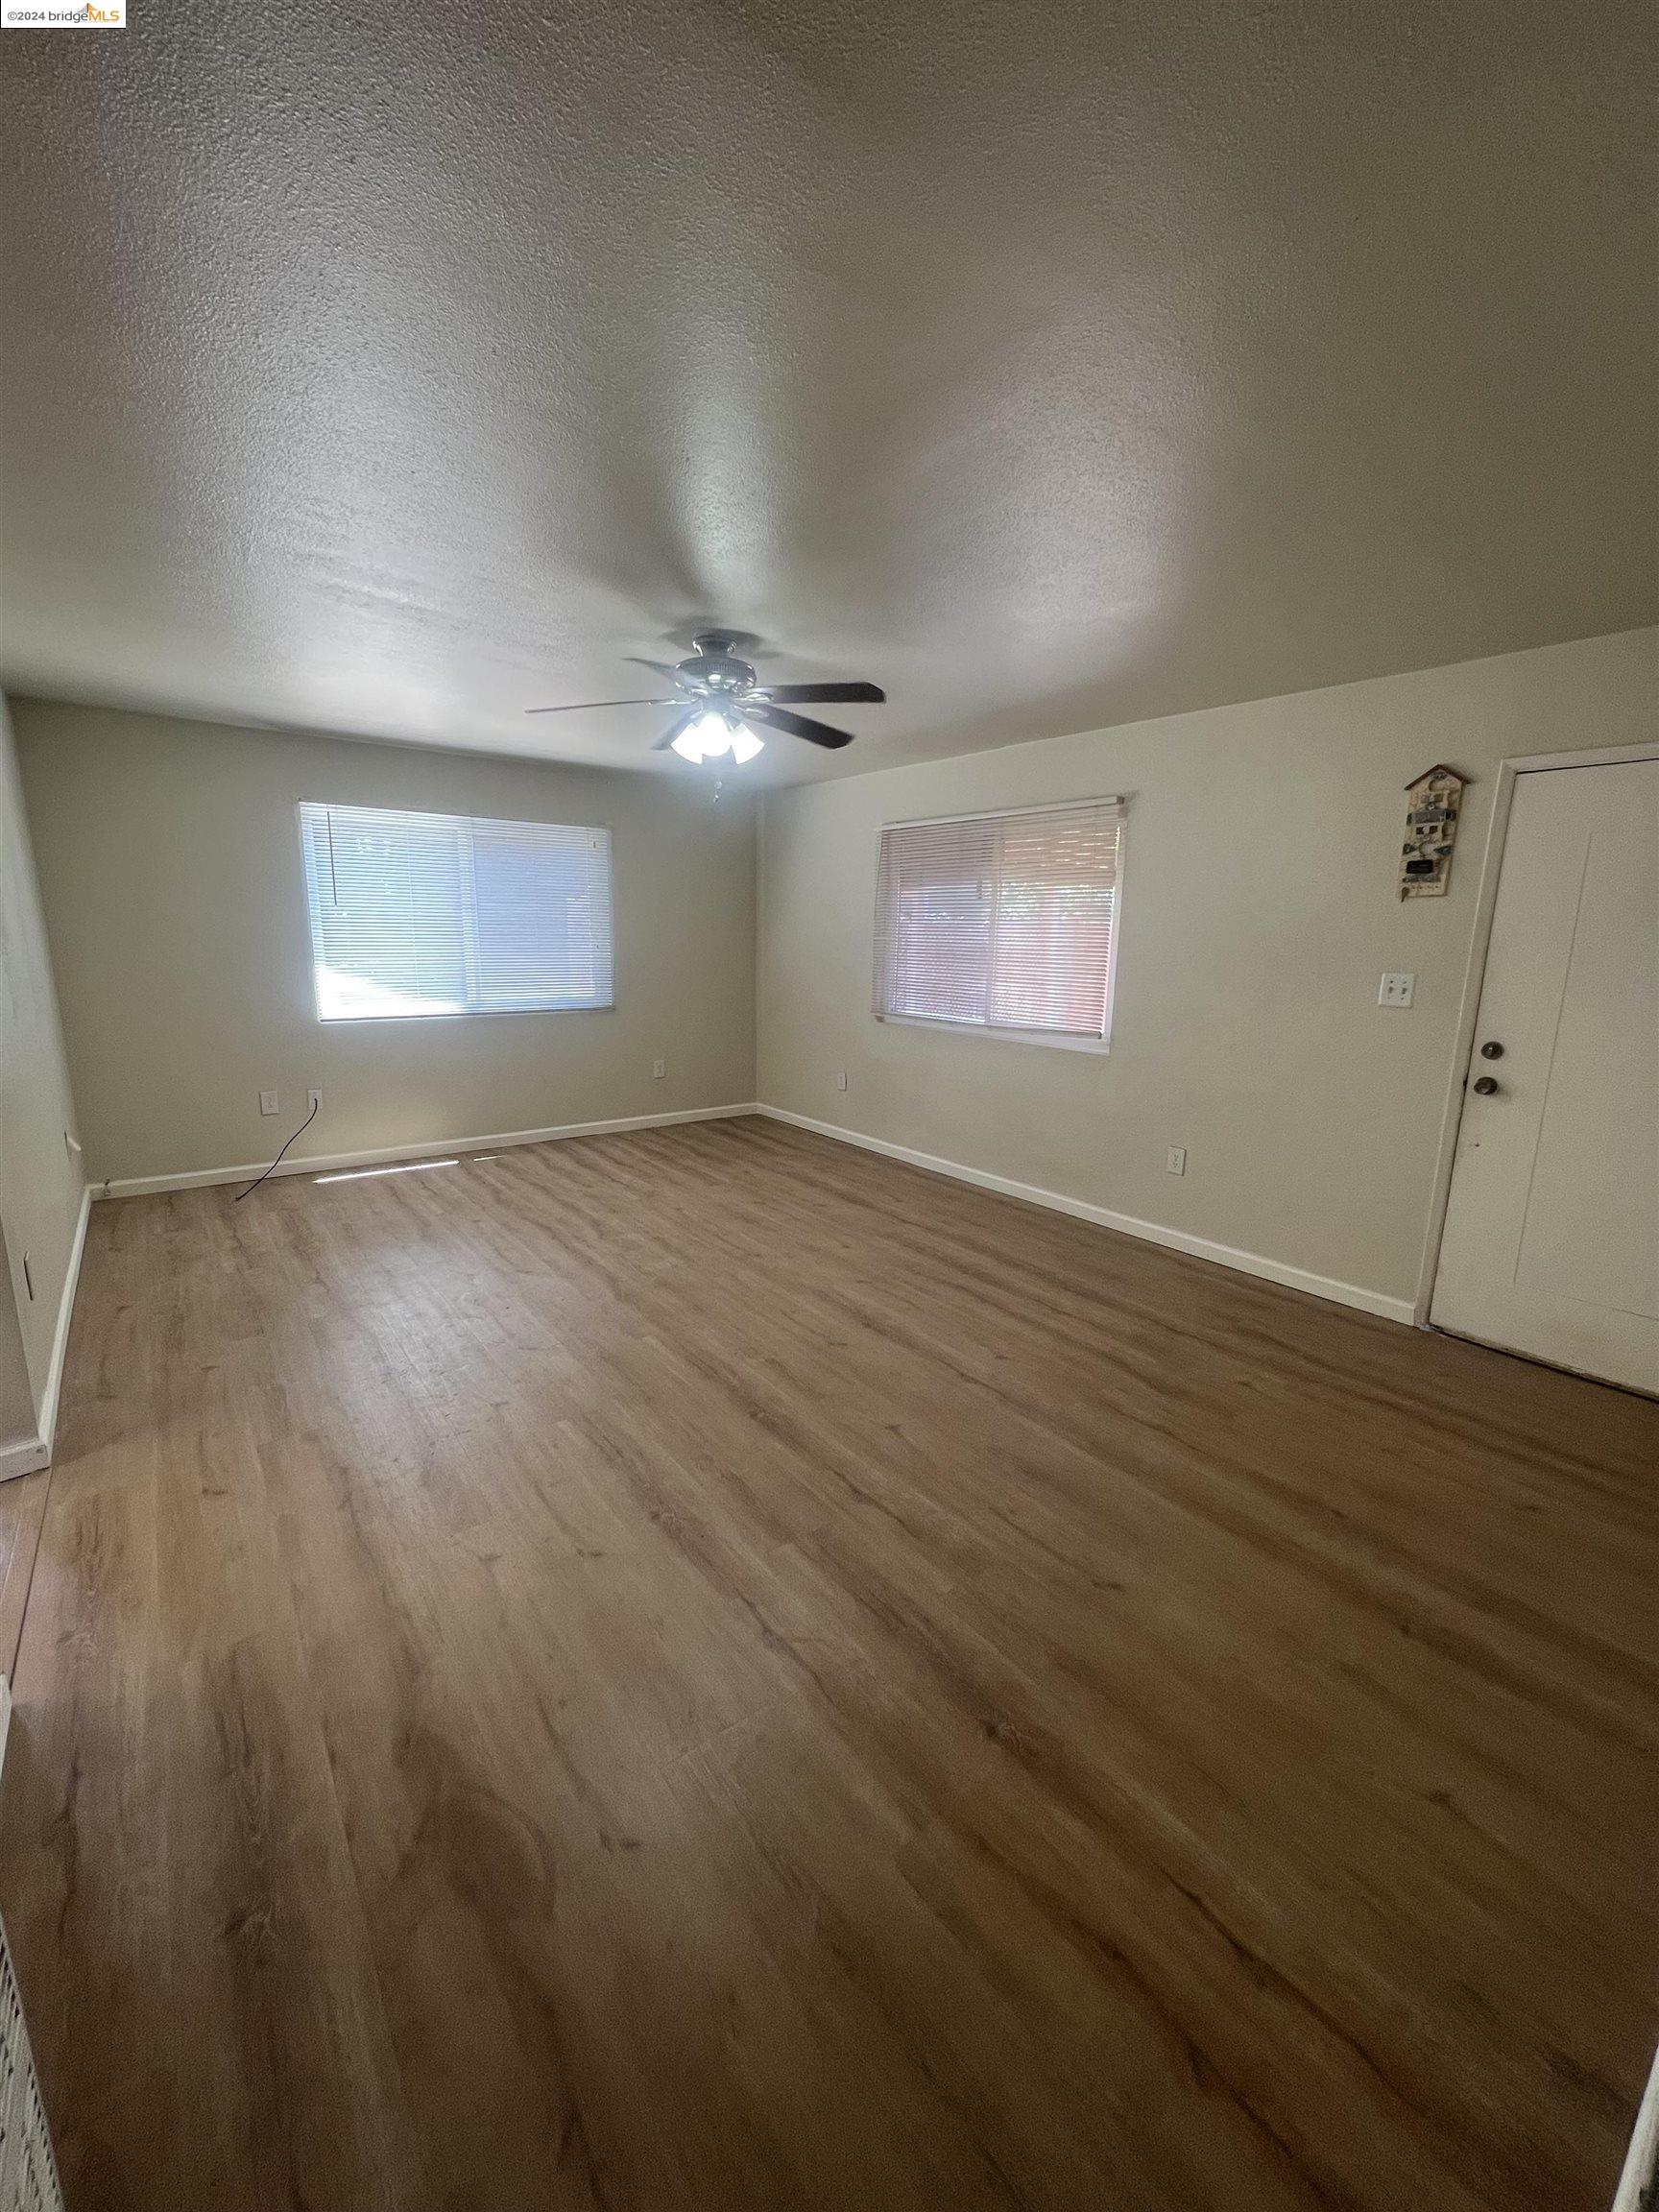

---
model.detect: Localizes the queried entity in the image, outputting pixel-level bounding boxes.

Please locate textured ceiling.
[1,2,1652,785]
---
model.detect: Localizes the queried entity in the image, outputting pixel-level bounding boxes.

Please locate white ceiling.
[1,2,1652,785]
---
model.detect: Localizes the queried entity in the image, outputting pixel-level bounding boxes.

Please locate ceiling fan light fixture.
[671,709,766,766]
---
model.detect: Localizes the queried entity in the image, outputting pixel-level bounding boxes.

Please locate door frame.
[1412,737,1659,1329]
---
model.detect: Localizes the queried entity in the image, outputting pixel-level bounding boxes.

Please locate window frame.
[872,798,1125,1054]
[296,801,617,1025]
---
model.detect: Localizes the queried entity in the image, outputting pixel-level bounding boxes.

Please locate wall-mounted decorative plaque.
[1400,765,1468,899]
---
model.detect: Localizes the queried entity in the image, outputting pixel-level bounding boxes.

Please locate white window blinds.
[873,800,1123,1046]
[299,803,613,1022]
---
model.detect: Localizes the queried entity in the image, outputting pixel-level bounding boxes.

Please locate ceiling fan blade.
[653,707,706,752]
[747,703,854,749]
[525,695,676,715]
[625,658,697,689]
[754,681,885,705]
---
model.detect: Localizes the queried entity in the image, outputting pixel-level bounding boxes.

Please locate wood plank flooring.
[0,1464,49,1683]
[0,1116,1654,2210]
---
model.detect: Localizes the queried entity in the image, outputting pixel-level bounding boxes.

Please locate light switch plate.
[1378,973,1415,1008]
[259,1090,279,1116]
[1166,1146,1187,1176]
[652,1059,666,1079]
[835,1070,849,1092]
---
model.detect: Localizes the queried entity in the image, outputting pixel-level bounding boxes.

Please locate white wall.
[758,629,1658,1312]
[0,696,85,1449]
[12,632,1655,1315]
[13,703,757,1187]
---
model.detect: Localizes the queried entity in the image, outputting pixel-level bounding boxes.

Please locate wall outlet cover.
[307,1090,323,1115]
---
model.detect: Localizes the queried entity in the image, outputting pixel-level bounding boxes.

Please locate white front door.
[1431,758,1659,1395]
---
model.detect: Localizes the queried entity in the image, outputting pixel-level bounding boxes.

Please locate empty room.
[0,4,1654,2208]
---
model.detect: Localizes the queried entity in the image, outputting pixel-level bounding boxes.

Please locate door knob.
[1472,1075,1500,1096]
[1479,1041,1504,1059]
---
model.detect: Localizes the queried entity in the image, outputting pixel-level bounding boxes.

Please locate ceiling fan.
[527,632,885,763]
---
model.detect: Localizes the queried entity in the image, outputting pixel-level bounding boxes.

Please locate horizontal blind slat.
[873,801,1121,1042]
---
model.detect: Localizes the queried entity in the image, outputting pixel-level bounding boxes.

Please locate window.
[299,802,613,1022]
[873,800,1123,1048]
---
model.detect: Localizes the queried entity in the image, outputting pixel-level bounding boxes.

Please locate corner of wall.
[0,692,89,1460]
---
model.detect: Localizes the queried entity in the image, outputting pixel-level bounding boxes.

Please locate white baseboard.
[1614,2041,1659,2212]
[98,1103,764,1201]
[0,1181,91,1484]
[756,1106,1415,1327]
[97,1099,1411,1323]
[35,1183,90,1459]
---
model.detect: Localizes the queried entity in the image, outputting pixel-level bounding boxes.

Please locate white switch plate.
[835,1070,849,1092]
[1378,973,1415,1008]
[1166,1146,1187,1176]
[259,1090,279,1117]
[652,1059,666,1079]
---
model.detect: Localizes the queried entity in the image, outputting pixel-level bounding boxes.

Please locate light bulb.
[727,722,765,764]
[690,711,732,757]
[669,726,707,762]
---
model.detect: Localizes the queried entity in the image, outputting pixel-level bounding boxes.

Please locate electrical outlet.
[835,1070,849,1092]
[259,1090,279,1117]
[1378,973,1415,1008]
[652,1059,666,1079]
[1166,1146,1187,1177]
[307,1089,323,1116]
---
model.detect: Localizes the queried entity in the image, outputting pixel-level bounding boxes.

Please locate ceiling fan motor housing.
[682,634,756,693]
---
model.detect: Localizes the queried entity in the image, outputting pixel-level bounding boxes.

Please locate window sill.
[314,1001,615,1025]
[876,1013,1111,1055]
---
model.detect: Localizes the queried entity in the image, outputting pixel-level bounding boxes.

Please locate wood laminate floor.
[0,1118,1653,2211]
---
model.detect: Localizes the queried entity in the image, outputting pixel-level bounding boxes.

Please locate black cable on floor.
[234,1097,320,1202]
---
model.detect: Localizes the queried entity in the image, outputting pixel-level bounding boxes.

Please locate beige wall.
[757,628,1658,1310]
[13,703,757,1187]
[0,695,85,1444]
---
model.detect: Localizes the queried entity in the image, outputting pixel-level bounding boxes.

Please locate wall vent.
[0,1915,62,2212]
